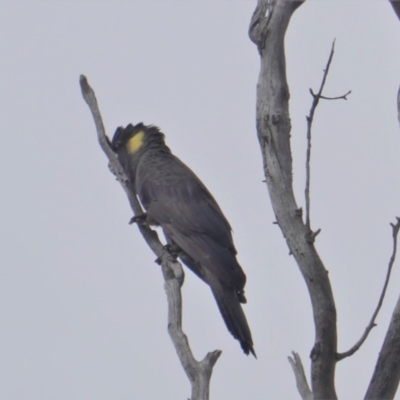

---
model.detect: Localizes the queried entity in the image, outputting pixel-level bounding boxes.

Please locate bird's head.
[111,123,166,155]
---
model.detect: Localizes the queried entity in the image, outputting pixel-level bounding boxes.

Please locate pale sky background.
[1,1,400,399]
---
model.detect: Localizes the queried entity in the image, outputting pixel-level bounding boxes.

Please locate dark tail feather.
[208,277,256,357]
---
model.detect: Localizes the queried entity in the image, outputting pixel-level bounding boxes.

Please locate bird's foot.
[166,243,180,259]
[129,213,148,225]
[155,244,179,265]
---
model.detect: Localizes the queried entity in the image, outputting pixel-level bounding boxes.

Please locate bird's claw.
[154,244,179,264]
[129,213,148,225]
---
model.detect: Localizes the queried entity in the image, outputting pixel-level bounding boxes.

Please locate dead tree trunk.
[249,1,400,399]
[249,2,337,398]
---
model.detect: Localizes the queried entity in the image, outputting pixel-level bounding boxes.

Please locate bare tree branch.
[365,292,400,399]
[309,89,352,101]
[364,7,400,397]
[79,75,221,400]
[305,40,335,232]
[161,259,222,400]
[288,352,313,400]
[249,2,338,399]
[337,218,400,361]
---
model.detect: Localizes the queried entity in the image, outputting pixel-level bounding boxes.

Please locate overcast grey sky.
[1,1,400,399]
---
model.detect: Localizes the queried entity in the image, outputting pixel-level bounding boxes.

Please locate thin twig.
[337,217,400,361]
[305,40,336,231]
[79,75,221,400]
[288,352,313,400]
[309,89,352,101]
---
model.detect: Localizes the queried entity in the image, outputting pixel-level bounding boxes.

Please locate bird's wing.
[138,168,246,289]
[169,226,246,289]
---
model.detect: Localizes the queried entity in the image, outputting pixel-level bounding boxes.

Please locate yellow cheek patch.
[126,131,145,154]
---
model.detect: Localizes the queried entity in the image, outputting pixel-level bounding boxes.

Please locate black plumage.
[112,123,255,356]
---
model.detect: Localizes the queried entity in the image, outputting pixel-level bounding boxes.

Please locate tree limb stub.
[249,2,338,399]
[79,75,220,400]
[288,352,314,400]
[337,218,400,361]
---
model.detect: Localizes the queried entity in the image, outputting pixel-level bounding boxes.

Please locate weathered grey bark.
[364,6,400,394]
[79,75,220,400]
[363,220,400,400]
[249,1,338,399]
[363,41,400,394]
[364,294,400,400]
[288,352,313,400]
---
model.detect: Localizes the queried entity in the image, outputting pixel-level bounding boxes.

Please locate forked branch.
[249,1,338,399]
[305,40,351,232]
[337,218,400,361]
[364,10,400,391]
[79,75,220,400]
